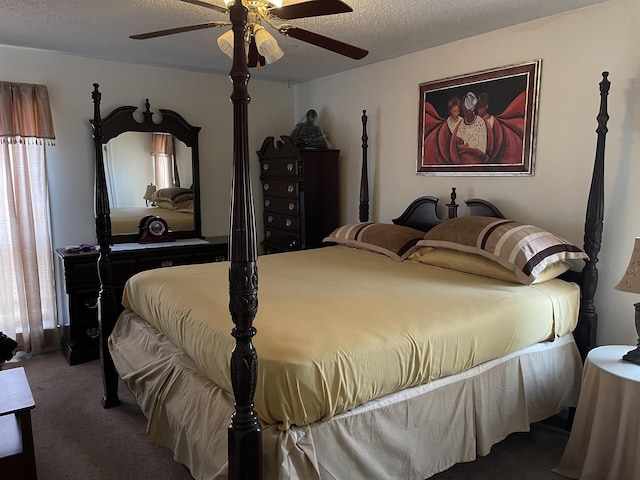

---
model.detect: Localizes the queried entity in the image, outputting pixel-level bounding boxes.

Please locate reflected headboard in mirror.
[90,96,202,243]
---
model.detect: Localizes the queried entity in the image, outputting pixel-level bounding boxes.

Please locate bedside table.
[0,367,37,479]
[553,345,640,479]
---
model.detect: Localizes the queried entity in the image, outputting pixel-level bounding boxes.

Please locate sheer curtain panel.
[0,81,57,353]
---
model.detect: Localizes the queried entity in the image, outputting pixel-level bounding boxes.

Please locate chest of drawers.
[258,136,339,253]
[55,236,228,365]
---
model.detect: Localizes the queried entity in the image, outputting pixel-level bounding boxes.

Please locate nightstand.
[0,367,37,479]
[553,345,640,479]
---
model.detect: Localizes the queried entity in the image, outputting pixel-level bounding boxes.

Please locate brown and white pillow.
[324,223,425,261]
[417,216,587,285]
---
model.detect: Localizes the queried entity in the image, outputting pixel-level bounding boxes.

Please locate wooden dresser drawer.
[264,196,299,215]
[136,253,196,271]
[264,228,301,251]
[261,179,299,198]
[260,158,299,177]
[264,212,300,232]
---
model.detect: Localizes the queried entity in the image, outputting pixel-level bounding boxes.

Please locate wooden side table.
[553,345,640,479]
[0,367,37,480]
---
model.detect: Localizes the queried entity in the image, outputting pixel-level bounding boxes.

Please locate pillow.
[153,199,176,210]
[173,199,194,211]
[324,223,425,261]
[417,216,588,285]
[412,247,571,284]
[151,187,192,202]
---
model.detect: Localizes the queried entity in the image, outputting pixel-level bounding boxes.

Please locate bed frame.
[90,3,610,478]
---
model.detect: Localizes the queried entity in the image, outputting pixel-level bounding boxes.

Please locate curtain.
[150,133,175,189]
[0,81,57,353]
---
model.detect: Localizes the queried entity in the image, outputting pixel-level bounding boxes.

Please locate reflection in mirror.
[93,100,202,243]
[104,132,194,236]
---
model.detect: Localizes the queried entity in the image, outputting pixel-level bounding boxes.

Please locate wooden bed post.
[91,84,120,408]
[575,71,610,360]
[359,110,369,222]
[227,1,263,479]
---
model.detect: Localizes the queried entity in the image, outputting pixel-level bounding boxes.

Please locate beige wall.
[293,0,640,347]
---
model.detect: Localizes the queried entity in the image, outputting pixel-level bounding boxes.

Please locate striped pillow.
[324,223,425,261]
[417,216,588,285]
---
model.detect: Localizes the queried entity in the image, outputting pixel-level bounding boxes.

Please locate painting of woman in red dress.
[417,61,540,175]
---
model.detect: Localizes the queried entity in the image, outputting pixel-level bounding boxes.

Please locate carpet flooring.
[4,350,571,479]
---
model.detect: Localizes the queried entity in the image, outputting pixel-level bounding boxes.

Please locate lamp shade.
[254,27,284,64]
[217,29,235,59]
[143,184,157,201]
[616,237,640,294]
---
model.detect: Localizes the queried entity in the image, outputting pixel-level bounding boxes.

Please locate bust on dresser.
[258,136,339,253]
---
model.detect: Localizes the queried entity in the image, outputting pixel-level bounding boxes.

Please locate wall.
[0,45,294,323]
[293,0,640,347]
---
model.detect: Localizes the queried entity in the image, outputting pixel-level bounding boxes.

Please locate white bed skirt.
[110,311,582,480]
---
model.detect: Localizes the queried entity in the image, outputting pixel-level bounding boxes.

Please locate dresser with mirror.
[56,96,228,365]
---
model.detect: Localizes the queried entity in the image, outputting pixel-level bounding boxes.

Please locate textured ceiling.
[0,0,607,84]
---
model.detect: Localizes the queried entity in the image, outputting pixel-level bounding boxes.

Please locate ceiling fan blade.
[278,26,368,59]
[269,0,353,20]
[180,0,228,14]
[130,21,229,39]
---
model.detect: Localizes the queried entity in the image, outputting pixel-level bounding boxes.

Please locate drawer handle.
[285,219,292,227]
[287,185,294,193]
[267,215,273,223]
[265,199,271,207]
[85,298,98,310]
[287,163,294,171]
[288,203,295,211]
[266,231,272,238]
[264,183,270,191]
[263,163,269,171]
[161,260,173,267]
[86,327,100,339]
[289,240,297,248]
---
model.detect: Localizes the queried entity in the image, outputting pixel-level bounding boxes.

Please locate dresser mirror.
[92,100,202,243]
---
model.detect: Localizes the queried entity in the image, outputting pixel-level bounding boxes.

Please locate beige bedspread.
[118,245,580,430]
[111,206,194,235]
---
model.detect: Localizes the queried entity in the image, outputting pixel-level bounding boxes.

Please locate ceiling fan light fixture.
[223,0,284,7]
[216,29,235,59]
[254,26,284,64]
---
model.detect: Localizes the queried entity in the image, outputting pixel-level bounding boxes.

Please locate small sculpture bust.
[290,109,329,149]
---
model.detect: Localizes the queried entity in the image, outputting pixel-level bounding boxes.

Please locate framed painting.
[417,60,541,176]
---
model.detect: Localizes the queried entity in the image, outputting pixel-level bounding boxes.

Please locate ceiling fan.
[130,0,369,68]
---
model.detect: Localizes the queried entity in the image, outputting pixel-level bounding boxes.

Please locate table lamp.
[143,183,156,206]
[615,237,640,365]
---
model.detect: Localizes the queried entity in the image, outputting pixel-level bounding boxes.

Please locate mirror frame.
[92,100,202,243]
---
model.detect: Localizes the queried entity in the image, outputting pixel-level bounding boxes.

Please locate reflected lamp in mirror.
[615,237,640,365]
[143,184,157,206]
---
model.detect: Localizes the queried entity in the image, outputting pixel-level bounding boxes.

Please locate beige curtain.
[150,133,175,189]
[0,81,57,353]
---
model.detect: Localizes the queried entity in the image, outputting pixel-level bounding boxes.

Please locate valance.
[150,133,174,155]
[0,82,56,145]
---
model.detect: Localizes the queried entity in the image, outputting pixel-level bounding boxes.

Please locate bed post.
[227,1,262,479]
[359,110,369,222]
[575,71,610,360]
[91,84,120,408]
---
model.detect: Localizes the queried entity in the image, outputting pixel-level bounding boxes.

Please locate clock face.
[148,218,167,236]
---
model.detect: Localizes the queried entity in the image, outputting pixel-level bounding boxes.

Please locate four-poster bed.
[90,3,610,478]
